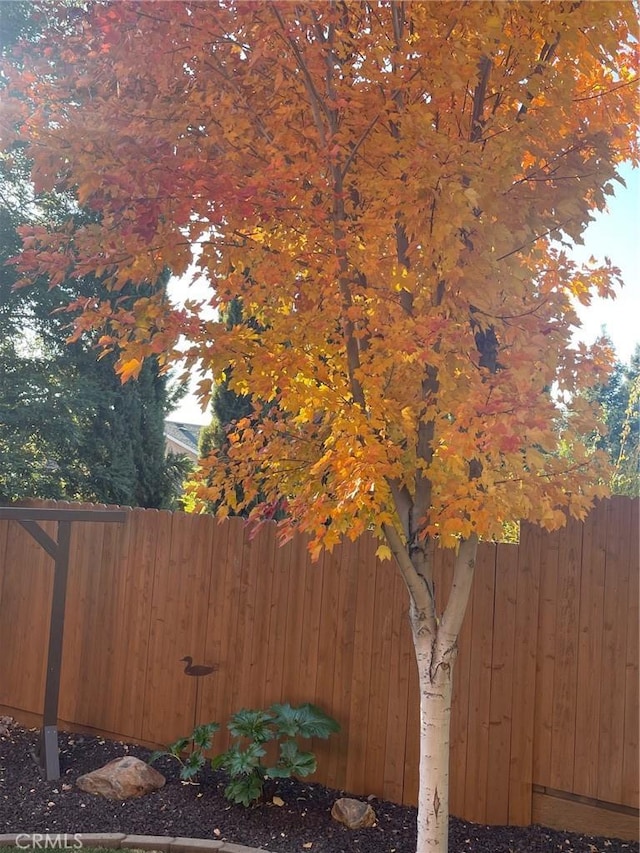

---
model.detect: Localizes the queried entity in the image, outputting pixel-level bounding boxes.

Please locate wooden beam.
[532,789,639,842]
[18,520,58,559]
[0,508,126,523]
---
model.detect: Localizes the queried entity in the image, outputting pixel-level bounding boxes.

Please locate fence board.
[327,538,359,790]
[532,527,559,785]
[299,538,325,707]
[396,586,417,806]
[573,499,607,798]
[382,573,412,803]
[313,545,342,784]
[235,525,270,712]
[0,512,55,712]
[60,513,107,727]
[403,625,420,806]
[508,522,542,825]
[362,556,397,799]
[118,508,163,740]
[223,518,246,702]
[199,516,230,747]
[345,535,378,796]
[550,516,583,792]
[0,514,8,618]
[262,532,293,708]
[201,518,245,751]
[248,523,279,713]
[485,543,519,824]
[463,543,496,822]
[622,501,639,808]
[597,497,631,805]
[142,511,210,744]
[449,545,472,817]
[281,534,311,706]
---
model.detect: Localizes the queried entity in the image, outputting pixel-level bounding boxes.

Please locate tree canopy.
[3,1,635,546]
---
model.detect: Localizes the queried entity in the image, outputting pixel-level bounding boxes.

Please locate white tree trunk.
[414,632,455,853]
[383,527,477,853]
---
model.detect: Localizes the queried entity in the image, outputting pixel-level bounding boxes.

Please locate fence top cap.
[0,507,127,523]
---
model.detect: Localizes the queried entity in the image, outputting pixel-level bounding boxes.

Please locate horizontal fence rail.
[0,497,637,838]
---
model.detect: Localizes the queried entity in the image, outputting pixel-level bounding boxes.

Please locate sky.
[572,162,639,363]
[168,164,640,426]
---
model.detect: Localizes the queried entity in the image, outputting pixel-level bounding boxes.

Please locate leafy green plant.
[211,702,340,806]
[147,703,339,806]
[148,721,220,782]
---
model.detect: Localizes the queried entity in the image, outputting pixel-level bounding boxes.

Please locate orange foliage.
[3,1,638,551]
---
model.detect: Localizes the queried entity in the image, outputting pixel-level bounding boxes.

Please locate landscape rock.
[76,756,165,800]
[330,796,376,829]
[0,716,14,737]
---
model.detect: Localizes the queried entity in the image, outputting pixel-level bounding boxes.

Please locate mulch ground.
[0,719,637,853]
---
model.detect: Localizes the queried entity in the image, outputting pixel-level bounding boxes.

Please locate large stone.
[76,756,165,800]
[330,797,376,829]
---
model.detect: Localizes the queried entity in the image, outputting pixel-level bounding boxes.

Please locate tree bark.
[414,631,455,852]
[410,535,478,853]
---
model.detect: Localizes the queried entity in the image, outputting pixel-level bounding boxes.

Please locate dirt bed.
[0,722,637,853]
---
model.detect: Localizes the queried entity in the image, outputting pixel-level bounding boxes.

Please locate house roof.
[164,420,203,458]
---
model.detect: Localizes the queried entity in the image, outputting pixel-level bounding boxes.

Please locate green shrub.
[148,721,220,782]
[149,703,340,806]
[213,703,339,806]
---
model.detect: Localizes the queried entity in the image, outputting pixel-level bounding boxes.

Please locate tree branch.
[382,520,434,624]
[341,111,381,179]
[470,55,492,143]
[270,3,330,147]
[439,535,478,642]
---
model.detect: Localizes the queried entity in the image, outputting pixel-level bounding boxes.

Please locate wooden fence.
[0,497,637,839]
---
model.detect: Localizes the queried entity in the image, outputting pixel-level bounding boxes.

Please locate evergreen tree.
[592,345,639,497]
[197,298,256,515]
[199,298,253,460]
[0,218,190,506]
[0,2,190,508]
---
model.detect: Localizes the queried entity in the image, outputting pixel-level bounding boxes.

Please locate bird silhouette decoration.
[180,656,218,677]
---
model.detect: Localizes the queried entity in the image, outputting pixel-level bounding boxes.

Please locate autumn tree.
[2,3,637,850]
[197,296,287,518]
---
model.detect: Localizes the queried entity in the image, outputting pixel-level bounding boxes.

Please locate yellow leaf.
[375,544,392,561]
